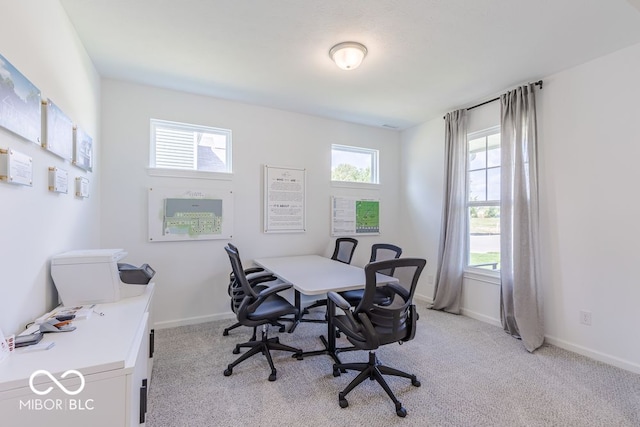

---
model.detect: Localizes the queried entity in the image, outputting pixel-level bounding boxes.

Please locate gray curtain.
[432,109,467,314]
[500,84,544,352]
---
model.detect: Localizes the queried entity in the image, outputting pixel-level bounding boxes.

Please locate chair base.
[332,351,420,417]
[223,319,291,339]
[223,326,303,381]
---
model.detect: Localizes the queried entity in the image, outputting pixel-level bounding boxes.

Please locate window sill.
[331,181,380,190]
[147,168,233,181]
[463,267,500,285]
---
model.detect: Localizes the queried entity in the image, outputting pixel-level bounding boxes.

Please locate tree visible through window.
[331,144,378,184]
[468,127,501,270]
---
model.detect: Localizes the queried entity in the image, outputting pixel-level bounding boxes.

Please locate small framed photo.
[73,126,93,172]
[42,99,73,161]
[48,167,69,193]
[75,177,89,198]
[0,148,33,186]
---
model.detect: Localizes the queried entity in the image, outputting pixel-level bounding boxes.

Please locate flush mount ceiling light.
[329,41,368,71]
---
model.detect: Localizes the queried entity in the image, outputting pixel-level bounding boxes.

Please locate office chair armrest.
[327,291,351,311]
[357,312,380,348]
[246,271,277,284]
[229,267,264,280]
[384,283,410,301]
[246,282,293,312]
[255,282,292,298]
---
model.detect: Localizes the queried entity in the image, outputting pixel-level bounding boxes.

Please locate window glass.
[467,127,501,271]
[331,144,379,184]
[468,206,501,270]
[150,119,232,173]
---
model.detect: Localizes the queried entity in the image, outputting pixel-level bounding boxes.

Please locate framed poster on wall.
[148,187,233,242]
[42,99,74,161]
[264,165,306,233]
[331,196,380,236]
[0,54,42,144]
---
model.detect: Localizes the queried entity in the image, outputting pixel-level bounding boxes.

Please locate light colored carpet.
[146,304,640,426]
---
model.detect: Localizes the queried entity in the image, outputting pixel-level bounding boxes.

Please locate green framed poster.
[331,196,380,236]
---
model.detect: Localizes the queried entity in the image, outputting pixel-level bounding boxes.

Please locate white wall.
[401,42,640,373]
[100,80,402,328]
[0,1,101,335]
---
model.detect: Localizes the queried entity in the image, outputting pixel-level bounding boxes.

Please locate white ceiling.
[60,0,640,130]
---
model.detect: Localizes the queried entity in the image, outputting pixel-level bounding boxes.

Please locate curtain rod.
[443,80,543,119]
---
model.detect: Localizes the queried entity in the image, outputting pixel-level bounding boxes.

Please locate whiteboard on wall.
[331,196,380,236]
[264,165,306,233]
[148,187,233,242]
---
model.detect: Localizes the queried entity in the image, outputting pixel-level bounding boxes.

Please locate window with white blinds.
[150,119,232,173]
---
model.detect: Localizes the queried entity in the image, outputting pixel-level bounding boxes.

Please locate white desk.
[253,255,396,362]
[0,284,154,426]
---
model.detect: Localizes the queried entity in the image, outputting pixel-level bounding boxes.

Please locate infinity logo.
[29,370,85,396]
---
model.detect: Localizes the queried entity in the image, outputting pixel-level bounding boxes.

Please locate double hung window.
[467,127,501,271]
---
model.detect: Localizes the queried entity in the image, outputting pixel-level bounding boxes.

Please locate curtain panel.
[500,84,544,352]
[432,109,467,314]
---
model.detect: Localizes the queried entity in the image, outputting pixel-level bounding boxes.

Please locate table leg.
[299,296,342,364]
[289,290,302,333]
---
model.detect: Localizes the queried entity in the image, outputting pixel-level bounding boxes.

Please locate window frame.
[465,125,501,277]
[149,119,233,176]
[330,144,379,185]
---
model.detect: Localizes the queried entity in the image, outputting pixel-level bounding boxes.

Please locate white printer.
[51,249,155,306]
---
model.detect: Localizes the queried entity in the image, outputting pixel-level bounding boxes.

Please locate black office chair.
[327,257,426,417]
[223,245,302,381]
[223,243,281,338]
[303,238,358,317]
[339,243,402,306]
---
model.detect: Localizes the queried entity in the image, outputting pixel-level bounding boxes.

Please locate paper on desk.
[34,304,94,324]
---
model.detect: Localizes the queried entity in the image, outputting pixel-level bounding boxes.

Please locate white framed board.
[264,165,305,233]
[331,196,380,236]
[148,187,233,242]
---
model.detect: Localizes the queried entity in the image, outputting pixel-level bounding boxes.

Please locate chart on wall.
[264,165,306,233]
[331,196,380,236]
[148,187,233,242]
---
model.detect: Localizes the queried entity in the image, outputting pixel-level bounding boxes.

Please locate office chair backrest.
[331,237,358,264]
[356,258,426,345]
[225,245,259,315]
[370,243,402,276]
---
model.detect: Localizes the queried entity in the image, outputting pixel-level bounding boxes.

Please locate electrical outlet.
[579,310,592,326]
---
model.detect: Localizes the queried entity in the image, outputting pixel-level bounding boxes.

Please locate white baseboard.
[154,312,235,330]
[154,300,640,375]
[425,299,640,375]
[414,293,433,304]
[460,307,502,328]
[544,335,640,375]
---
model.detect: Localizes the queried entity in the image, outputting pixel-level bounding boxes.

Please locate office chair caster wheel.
[396,405,407,418]
[274,337,280,343]
[223,367,232,376]
[411,377,421,387]
[232,346,240,354]
[332,366,341,377]
[279,325,286,333]
[268,370,277,382]
[295,351,304,361]
[223,329,229,336]
[338,394,348,408]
